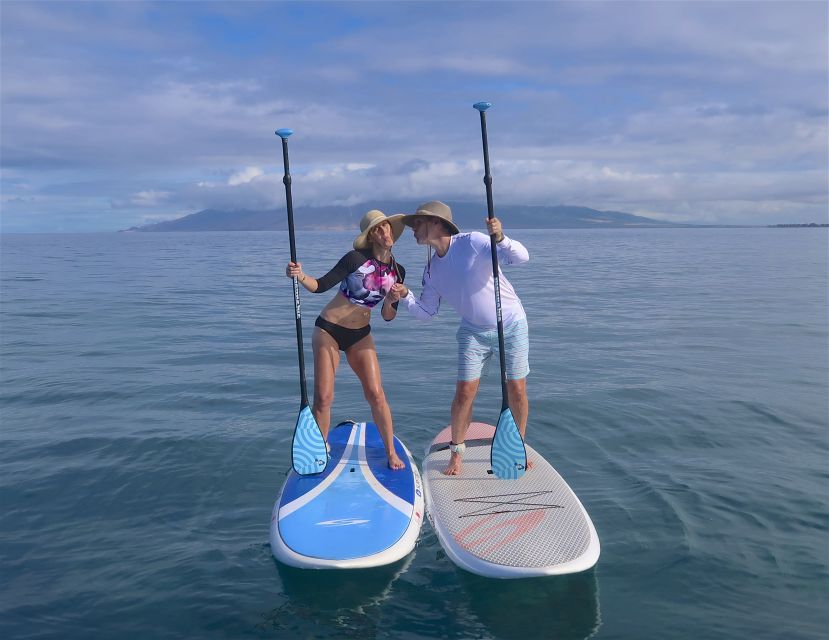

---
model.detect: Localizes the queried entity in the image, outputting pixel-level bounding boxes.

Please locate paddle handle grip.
[276,132,299,264]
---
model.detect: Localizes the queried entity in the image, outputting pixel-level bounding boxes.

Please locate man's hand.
[485,217,505,243]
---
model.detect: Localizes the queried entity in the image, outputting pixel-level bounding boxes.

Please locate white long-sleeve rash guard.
[399,231,529,329]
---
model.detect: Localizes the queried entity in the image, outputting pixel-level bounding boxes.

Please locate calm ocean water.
[1,227,827,639]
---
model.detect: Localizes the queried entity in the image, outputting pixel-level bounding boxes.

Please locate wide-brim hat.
[401,200,460,235]
[353,209,406,250]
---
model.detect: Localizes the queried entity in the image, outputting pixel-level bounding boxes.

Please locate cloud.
[227,166,264,186]
[129,190,172,207]
[0,1,826,231]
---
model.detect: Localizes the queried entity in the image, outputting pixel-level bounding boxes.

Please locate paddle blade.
[291,405,328,475]
[491,408,527,479]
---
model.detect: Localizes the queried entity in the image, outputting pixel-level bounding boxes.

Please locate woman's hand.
[286,261,317,291]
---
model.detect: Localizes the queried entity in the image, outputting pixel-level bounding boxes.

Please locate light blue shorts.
[456,317,530,381]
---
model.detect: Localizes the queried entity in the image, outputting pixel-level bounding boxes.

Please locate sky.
[1,0,827,232]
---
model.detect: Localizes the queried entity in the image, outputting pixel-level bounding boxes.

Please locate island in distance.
[122,201,689,232]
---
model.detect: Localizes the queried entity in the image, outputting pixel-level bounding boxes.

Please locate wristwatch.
[449,442,466,457]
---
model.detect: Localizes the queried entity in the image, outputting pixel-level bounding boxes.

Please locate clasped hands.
[386,283,409,303]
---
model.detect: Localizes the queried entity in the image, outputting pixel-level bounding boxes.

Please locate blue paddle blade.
[292,405,328,475]
[491,408,527,479]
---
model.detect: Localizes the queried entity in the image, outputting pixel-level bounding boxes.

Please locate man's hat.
[402,200,460,235]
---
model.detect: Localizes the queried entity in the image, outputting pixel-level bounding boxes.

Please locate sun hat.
[401,200,460,235]
[353,209,406,250]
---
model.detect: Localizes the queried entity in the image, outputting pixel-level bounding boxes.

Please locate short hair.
[437,219,455,234]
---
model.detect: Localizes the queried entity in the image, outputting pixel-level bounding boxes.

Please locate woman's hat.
[402,200,460,235]
[353,209,406,250]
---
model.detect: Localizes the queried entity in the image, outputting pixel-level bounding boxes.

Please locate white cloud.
[0,1,826,231]
[227,167,264,186]
[130,190,172,207]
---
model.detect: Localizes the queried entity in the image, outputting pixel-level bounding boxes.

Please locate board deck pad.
[424,422,599,577]
[271,421,423,569]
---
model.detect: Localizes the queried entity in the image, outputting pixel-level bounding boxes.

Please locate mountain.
[122,201,680,232]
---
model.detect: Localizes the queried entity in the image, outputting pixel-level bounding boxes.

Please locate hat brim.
[353,214,406,249]
[401,212,460,235]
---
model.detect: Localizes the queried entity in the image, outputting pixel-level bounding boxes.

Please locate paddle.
[472,102,528,480]
[275,128,328,475]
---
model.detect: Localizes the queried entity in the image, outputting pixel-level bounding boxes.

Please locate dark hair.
[439,219,455,234]
[421,216,453,234]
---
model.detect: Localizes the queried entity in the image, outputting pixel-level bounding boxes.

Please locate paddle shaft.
[278,134,310,407]
[476,107,509,411]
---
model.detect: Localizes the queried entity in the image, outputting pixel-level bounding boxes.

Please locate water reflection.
[460,568,601,640]
[260,555,413,638]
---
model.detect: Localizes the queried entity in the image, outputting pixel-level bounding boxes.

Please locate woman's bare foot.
[442,452,462,476]
[387,452,405,470]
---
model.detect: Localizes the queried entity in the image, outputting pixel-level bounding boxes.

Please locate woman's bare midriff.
[319,293,372,329]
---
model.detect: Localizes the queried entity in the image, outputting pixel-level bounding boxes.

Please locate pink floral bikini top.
[313,249,406,308]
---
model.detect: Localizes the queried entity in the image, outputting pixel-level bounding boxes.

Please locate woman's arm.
[285,261,319,292]
[285,251,365,294]
[381,295,397,321]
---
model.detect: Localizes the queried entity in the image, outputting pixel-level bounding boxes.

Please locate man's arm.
[494,234,529,264]
[472,221,530,265]
[388,271,441,321]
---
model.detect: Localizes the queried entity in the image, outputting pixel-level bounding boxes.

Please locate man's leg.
[443,378,481,476]
[506,377,528,439]
[504,317,531,466]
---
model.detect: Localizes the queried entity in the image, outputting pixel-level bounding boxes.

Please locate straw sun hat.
[353,210,406,250]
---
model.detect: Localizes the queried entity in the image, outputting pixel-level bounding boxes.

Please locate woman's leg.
[311,326,340,441]
[345,335,404,469]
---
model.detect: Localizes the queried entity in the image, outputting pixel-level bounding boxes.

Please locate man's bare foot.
[526,458,534,470]
[442,452,462,476]
[387,452,405,470]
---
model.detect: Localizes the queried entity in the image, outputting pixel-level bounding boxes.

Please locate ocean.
[1,227,827,639]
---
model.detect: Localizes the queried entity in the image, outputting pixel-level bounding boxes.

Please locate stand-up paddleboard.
[423,422,600,578]
[271,421,424,569]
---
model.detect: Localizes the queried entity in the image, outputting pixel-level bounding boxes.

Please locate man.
[387,201,530,476]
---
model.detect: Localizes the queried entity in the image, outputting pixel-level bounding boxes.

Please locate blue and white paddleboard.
[271,421,424,569]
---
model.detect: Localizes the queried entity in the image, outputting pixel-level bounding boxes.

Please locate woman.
[285,210,406,470]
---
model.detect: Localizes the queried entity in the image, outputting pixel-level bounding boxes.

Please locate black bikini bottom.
[315,316,371,352]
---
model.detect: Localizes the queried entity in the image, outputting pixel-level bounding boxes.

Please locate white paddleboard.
[423,422,600,578]
[271,421,424,569]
